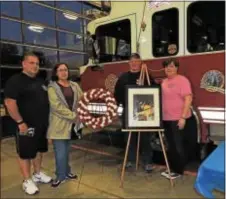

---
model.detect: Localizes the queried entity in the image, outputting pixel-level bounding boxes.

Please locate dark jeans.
[163,116,197,174]
[124,132,154,165]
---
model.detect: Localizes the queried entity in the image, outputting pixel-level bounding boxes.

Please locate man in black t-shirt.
[4,52,52,195]
[114,53,156,172]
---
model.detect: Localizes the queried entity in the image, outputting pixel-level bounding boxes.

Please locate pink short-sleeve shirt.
[161,75,192,121]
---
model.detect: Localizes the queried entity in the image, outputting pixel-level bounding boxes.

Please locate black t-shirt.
[4,72,49,128]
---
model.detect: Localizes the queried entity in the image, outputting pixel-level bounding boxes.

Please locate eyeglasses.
[57,69,68,72]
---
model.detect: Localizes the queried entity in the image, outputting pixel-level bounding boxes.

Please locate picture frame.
[124,85,162,129]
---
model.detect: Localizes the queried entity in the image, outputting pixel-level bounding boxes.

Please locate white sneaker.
[161,170,181,179]
[161,170,176,178]
[161,170,170,178]
[32,171,52,184]
[167,173,181,180]
[22,179,39,195]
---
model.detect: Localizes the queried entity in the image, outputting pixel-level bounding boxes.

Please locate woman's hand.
[177,118,186,130]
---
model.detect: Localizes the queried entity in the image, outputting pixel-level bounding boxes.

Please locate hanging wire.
[137,2,147,52]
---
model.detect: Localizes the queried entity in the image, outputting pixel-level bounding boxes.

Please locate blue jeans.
[52,140,71,181]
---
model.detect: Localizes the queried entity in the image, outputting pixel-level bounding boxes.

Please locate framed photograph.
[124,85,162,129]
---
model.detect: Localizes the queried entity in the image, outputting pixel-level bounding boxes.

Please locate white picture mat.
[128,88,160,127]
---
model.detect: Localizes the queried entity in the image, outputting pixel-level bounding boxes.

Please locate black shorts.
[15,126,48,159]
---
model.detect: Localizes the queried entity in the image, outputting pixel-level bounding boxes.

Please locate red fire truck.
[79,1,225,158]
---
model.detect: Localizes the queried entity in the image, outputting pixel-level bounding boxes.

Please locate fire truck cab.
[80,1,225,158]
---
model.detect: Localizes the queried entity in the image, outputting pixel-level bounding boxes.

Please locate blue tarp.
[194,141,225,198]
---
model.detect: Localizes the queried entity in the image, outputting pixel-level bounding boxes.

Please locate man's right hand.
[18,123,28,133]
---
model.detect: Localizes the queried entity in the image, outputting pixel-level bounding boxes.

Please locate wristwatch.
[16,120,24,125]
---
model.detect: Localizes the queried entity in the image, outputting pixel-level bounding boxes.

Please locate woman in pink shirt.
[161,58,193,179]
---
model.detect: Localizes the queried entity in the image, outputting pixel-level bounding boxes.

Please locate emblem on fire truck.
[200,70,225,94]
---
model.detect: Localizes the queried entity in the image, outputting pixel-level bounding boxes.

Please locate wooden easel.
[119,64,174,188]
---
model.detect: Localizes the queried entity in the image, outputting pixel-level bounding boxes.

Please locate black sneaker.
[51,179,65,188]
[125,162,133,168]
[144,164,155,173]
[66,173,78,180]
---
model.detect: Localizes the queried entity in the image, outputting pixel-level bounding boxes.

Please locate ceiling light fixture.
[28,25,44,33]
[76,35,82,39]
[63,12,78,20]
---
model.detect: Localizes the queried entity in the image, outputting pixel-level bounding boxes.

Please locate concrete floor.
[1,136,224,198]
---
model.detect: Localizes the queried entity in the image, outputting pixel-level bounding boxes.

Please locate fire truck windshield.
[91,19,131,63]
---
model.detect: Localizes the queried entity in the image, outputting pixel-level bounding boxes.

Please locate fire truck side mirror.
[85,35,95,58]
[85,33,101,64]
[85,33,103,71]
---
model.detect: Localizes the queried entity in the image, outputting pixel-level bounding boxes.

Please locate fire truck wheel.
[77,88,118,130]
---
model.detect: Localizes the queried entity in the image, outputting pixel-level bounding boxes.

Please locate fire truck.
[79,1,225,158]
